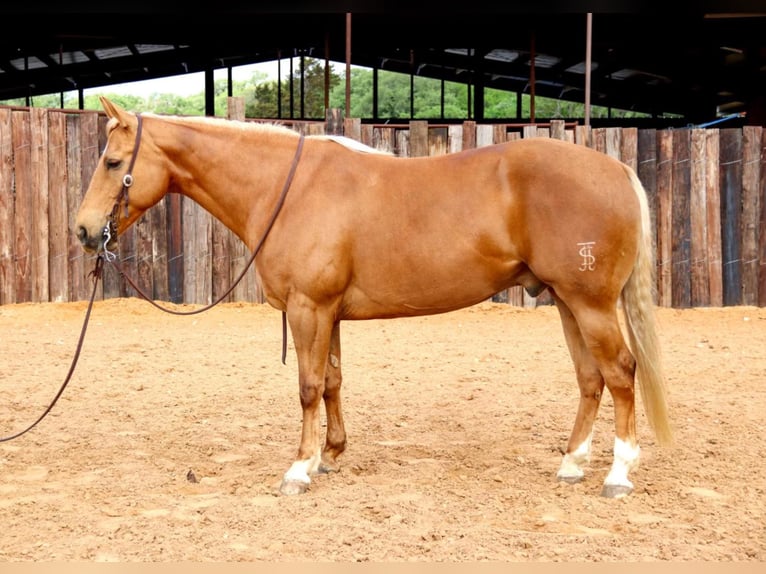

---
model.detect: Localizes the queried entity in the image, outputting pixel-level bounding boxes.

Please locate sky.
[84,61,283,98]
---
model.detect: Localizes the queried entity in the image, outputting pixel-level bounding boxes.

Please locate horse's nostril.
[76,226,87,244]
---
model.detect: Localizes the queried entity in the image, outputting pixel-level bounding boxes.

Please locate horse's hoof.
[317,460,340,475]
[600,483,633,498]
[279,479,310,496]
[557,474,584,485]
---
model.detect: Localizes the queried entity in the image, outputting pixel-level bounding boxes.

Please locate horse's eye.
[105,158,122,170]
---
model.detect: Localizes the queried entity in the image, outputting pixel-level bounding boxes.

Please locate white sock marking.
[557,433,593,480]
[604,438,640,488]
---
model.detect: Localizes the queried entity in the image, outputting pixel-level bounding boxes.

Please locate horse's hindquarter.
[262,138,639,319]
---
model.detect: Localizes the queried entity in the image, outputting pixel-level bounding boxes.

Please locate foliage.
[1,58,656,121]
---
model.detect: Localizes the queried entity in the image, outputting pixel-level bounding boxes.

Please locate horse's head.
[75,96,169,254]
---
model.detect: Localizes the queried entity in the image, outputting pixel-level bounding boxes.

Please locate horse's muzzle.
[77,224,115,254]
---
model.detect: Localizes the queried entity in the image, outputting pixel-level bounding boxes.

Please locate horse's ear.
[99,96,130,127]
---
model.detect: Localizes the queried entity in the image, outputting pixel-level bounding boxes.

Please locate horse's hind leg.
[567,299,640,498]
[319,320,347,473]
[553,295,605,484]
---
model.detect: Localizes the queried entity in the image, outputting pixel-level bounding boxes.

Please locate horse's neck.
[158,119,299,246]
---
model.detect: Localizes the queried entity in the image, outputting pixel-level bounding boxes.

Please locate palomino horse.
[76,97,672,498]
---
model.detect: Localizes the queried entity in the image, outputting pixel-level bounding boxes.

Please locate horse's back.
[265,136,641,318]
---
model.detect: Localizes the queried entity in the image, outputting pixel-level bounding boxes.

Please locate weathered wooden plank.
[360,124,374,148]
[343,117,361,142]
[759,129,766,307]
[656,130,673,306]
[182,196,197,304]
[591,127,606,153]
[621,127,638,172]
[373,127,395,154]
[211,203,230,303]
[134,209,154,299]
[574,125,591,147]
[396,129,410,158]
[194,203,212,305]
[30,108,49,302]
[741,126,761,306]
[719,128,743,306]
[226,97,245,122]
[493,124,507,144]
[476,125,494,148]
[428,126,448,156]
[0,108,14,305]
[47,111,69,303]
[151,196,169,302]
[66,114,86,301]
[705,130,723,307]
[549,119,566,140]
[167,193,183,303]
[325,108,343,136]
[409,121,428,157]
[12,111,33,303]
[447,125,463,153]
[461,120,476,150]
[605,127,621,160]
[306,123,325,136]
[689,129,709,306]
[636,129,660,308]
[637,129,658,276]
[671,129,691,308]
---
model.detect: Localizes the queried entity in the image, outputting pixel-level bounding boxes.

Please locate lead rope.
[106,133,305,365]
[0,134,303,442]
[0,256,105,442]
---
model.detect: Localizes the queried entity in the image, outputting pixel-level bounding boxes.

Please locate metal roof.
[1,2,764,125]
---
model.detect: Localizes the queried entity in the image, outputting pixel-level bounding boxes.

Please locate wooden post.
[47,111,69,303]
[719,128,743,306]
[344,117,361,142]
[690,129,710,306]
[759,129,766,307]
[409,120,429,157]
[151,196,170,302]
[0,108,14,305]
[637,129,658,300]
[448,125,463,153]
[671,129,691,308]
[12,110,33,303]
[656,130,673,307]
[741,126,762,306]
[326,108,344,136]
[66,114,86,301]
[461,120,476,151]
[620,127,638,172]
[30,108,49,302]
[705,130,723,306]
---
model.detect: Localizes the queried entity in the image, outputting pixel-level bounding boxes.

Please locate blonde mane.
[139,113,389,154]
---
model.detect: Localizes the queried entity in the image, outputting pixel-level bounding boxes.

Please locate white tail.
[620,165,674,446]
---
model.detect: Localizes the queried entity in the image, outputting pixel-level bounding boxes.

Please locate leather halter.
[1,118,304,442]
[106,113,143,246]
[102,114,305,363]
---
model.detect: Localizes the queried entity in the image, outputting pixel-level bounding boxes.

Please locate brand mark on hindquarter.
[577,241,596,271]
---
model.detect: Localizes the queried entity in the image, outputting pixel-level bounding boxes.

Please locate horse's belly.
[341,258,523,319]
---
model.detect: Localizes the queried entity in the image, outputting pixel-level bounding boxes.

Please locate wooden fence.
[1,102,764,308]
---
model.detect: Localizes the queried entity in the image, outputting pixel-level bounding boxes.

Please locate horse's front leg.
[319,320,347,473]
[279,301,335,496]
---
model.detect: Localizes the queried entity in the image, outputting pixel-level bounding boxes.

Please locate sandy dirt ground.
[0,298,764,562]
